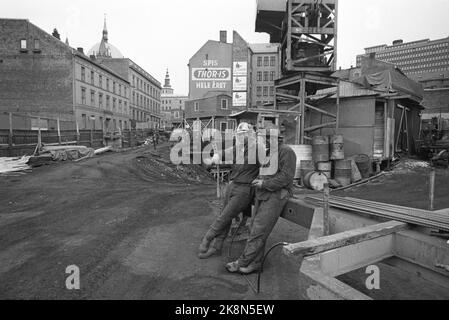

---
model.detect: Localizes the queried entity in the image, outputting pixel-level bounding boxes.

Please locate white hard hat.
[236,122,253,135]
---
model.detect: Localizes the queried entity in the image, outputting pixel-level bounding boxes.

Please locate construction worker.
[198,122,261,259]
[225,128,297,274]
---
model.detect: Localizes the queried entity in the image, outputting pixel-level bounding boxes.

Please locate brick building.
[185,30,281,131]
[0,18,130,131]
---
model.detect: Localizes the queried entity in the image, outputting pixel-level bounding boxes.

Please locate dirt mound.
[133,147,214,185]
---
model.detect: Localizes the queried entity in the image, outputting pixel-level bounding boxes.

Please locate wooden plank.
[283,221,408,257]
[305,121,337,132]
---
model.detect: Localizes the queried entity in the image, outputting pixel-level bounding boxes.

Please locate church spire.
[164,69,172,88]
[102,14,108,42]
[97,14,111,58]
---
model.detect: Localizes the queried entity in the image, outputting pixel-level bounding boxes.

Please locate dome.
[88,42,124,59]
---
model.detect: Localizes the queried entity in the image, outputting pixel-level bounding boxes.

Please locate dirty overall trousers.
[238,144,297,267]
[202,142,260,252]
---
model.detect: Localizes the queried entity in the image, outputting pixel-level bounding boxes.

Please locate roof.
[249,43,279,54]
[88,42,124,59]
[313,80,379,99]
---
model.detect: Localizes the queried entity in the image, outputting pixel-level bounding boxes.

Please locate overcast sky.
[2,0,449,94]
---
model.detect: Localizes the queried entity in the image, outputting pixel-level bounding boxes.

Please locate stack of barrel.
[290,134,354,191]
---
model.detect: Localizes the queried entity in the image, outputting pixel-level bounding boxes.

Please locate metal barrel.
[288,145,313,179]
[330,134,345,160]
[334,160,352,187]
[303,171,329,191]
[299,160,315,181]
[312,136,330,163]
[355,154,371,179]
[317,161,332,179]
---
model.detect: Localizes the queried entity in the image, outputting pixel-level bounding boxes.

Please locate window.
[106,95,110,109]
[113,98,116,111]
[257,72,262,81]
[270,86,275,97]
[119,85,122,96]
[174,111,180,119]
[220,122,228,132]
[257,57,262,67]
[270,71,275,81]
[82,114,87,129]
[264,71,269,82]
[194,102,199,112]
[221,99,228,110]
[256,86,262,97]
[113,82,116,94]
[264,57,269,66]
[132,92,135,104]
[270,56,276,66]
[99,93,103,108]
[99,75,103,88]
[81,87,86,105]
[20,39,27,50]
[106,79,110,91]
[90,90,95,105]
[91,71,94,85]
[263,86,268,97]
[81,67,86,82]
[34,39,40,51]
[119,100,122,113]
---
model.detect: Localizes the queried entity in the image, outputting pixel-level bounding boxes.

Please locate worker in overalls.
[225,129,297,274]
[198,122,260,259]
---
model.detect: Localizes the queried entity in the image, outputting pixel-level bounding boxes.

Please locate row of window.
[131,109,160,123]
[81,114,129,131]
[256,71,276,82]
[256,86,275,97]
[407,67,449,74]
[80,87,129,115]
[370,42,449,57]
[132,92,160,114]
[132,75,160,100]
[80,66,128,98]
[20,39,40,51]
[193,99,228,112]
[256,56,277,67]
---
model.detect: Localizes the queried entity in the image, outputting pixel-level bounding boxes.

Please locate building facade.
[186,30,281,130]
[91,19,162,130]
[0,18,130,132]
[249,43,280,108]
[161,70,188,129]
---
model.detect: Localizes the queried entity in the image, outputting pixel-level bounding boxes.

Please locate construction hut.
[308,56,424,161]
[228,110,280,130]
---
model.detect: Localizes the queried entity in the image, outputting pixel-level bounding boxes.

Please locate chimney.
[220,30,227,43]
[77,47,84,55]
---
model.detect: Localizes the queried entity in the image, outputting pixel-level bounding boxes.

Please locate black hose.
[256,242,289,294]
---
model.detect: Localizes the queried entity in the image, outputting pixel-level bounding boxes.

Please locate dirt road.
[0,146,307,300]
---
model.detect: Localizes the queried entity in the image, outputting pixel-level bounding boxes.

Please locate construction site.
[1,0,449,302]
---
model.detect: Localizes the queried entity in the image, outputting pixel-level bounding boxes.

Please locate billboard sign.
[233,61,248,76]
[233,92,247,107]
[233,76,247,91]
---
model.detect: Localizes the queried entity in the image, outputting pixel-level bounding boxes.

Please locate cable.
[256,242,289,294]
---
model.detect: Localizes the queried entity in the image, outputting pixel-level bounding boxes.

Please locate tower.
[97,14,111,58]
[163,69,174,95]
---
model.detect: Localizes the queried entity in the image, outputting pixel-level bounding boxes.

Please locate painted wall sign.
[192,68,231,81]
[233,92,247,107]
[233,61,248,76]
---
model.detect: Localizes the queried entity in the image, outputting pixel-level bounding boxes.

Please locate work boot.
[225,261,241,273]
[198,247,222,259]
[198,230,215,254]
[239,262,262,275]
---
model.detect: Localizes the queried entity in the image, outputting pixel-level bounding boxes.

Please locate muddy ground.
[1,148,448,300]
[0,146,307,300]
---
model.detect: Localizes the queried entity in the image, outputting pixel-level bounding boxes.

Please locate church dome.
[88,43,124,59]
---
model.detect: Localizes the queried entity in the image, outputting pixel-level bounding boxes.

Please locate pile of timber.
[306,195,449,232]
[0,156,31,174]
